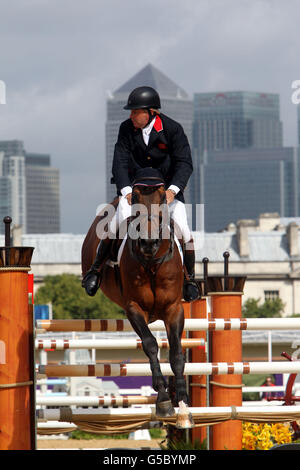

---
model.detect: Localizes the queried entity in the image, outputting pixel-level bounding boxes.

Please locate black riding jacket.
[111,113,193,202]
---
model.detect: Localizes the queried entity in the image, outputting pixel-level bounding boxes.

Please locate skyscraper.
[105,64,193,203]
[203,147,298,231]
[25,153,60,233]
[0,152,11,233]
[193,91,283,157]
[192,91,287,231]
[2,153,27,232]
[0,140,60,234]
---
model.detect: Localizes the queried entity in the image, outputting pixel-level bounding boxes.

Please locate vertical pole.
[209,252,245,451]
[190,297,207,446]
[167,301,191,448]
[0,217,35,450]
[28,273,37,449]
[189,257,209,447]
[182,301,191,444]
[210,294,243,450]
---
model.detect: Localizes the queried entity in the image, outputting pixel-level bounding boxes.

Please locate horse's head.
[130,169,168,260]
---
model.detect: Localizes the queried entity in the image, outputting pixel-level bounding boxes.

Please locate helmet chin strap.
[143,109,155,128]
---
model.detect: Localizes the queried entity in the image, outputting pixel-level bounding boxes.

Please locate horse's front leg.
[126,302,175,418]
[165,304,194,429]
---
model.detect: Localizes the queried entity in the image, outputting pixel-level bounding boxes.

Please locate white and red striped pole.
[36,361,300,378]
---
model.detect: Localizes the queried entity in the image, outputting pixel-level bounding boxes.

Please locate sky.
[0,0,299,234]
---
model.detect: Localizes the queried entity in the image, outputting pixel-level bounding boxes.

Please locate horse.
[81,176,194,429]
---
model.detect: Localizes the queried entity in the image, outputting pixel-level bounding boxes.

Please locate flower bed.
[242,422,292,450]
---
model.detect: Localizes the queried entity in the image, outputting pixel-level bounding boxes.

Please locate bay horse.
[81,176,193,429]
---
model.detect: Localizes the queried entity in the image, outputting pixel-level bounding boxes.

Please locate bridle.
[127,181,175,276]
[128,219,175,272]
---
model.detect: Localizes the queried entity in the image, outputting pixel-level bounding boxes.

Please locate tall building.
[25,153,60,233]
[0,140,25,157]
[2,153,27,232]
[0,152,12,233]
[202,147,298,232]
[191,91,289,231]
[0,141,60,234]
[105,64,193,203]
[193,91,283,156]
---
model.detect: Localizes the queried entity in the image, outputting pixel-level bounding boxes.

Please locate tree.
[242,297,285,318]
[35,274,125,319]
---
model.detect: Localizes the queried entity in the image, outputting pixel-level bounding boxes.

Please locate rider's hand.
[125,193,132,205]
[165,189,176,205]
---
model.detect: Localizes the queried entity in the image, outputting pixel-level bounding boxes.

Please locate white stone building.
[2,212,300,316]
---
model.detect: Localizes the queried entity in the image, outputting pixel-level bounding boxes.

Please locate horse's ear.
[158,185,166,202]
[132,186,140,203]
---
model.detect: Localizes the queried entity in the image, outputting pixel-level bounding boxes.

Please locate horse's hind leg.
[165,304,194,429]
[126,302,175,418]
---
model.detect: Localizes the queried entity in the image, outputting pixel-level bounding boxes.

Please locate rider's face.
[130,109,151,129]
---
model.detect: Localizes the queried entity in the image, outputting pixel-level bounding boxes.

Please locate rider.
[82,86,199,301]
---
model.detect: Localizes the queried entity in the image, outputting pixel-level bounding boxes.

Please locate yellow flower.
[242,421,293,450]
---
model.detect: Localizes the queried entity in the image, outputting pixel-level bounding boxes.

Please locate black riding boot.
[82,238,111,296]
[183,241,200,302]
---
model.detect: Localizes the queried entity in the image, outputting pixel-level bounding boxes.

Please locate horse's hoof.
[155,400,176,417]
[176,412,195,429]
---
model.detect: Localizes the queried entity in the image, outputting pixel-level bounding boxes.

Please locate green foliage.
[242,297,285,318]
[149,428,165,439]
[70,428,164,440]
[160,437,207,450]
[35,274,125,319]
[70,430,129,440]
[242,374,272,401]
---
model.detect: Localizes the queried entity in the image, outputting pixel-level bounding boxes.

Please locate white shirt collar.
[142,116,156,142]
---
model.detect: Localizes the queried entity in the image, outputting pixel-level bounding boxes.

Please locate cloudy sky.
[0,0,299,233]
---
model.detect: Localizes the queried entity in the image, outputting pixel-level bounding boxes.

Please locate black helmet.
[124,86,161,110]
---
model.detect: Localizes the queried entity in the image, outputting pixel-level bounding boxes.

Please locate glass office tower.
[202,147,298,232]
[25,153,60,233]
[193,91,283,155]
[192,91,288,231]
[0,141,60,234]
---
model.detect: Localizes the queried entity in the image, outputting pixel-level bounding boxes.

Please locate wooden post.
[0,217,35,450]
[207,252,246,451]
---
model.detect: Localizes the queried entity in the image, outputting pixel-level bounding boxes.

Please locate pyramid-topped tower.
[114,63,188,99]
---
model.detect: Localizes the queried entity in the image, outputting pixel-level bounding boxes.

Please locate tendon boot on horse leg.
[183,238,200,302]
[127,307,175,418]
[82,238,111,296]
[166,315,194,429]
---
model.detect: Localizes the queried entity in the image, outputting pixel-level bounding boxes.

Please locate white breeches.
[109,196,191,243]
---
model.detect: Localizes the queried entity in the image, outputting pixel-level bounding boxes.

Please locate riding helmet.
[123,86,161,110]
